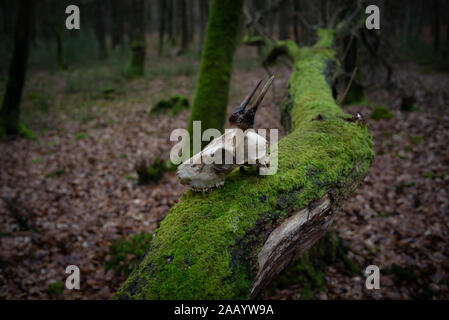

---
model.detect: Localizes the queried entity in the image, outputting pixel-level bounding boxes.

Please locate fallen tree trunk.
[116,29,373,300]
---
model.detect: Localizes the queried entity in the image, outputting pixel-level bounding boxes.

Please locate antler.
[229,75,274,130]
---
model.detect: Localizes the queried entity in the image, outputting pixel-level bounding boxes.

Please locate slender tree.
[110,0,125,48]
[94,1,108,59]
[125,0,146,77]
[432,0,440,53]
[0,0,35,138]
[186,0,244,150]
[198,0,209,54]
[167,0,175,45]
[158,0,166,56]
[177,0,189,55]
[52,0,67,70]
[278,0,289,40]
[187,0,195,45]
[292,0,300,44]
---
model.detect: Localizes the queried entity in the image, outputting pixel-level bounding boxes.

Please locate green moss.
[136,158,164,185]
[31,158,43,164]
[0,120,35,140]
[411,136,423,145]
[116,29,373,300]
[135,158,176,185]
[150,95,189,116]
[17,122,36,139]
[47,281,64,295]
[45,168,65,178]
[105,233,154,277]
[75,132,87,140]
[242,35,265,46]
[125,41,146,77]
[342,255,361,273]
[371,106,393,121]
[29,92,51,112]
[313,29,336,49]
[186,0,244,150]
[390,264,418,284]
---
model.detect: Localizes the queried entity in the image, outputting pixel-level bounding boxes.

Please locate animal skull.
[177,76,274,192]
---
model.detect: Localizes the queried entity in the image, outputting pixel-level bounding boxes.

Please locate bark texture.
[115,29,373,300]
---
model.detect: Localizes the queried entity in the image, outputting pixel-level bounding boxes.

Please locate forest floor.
[0,44,448,299]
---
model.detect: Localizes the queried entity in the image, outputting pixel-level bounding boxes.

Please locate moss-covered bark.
[125,0,146,77]
[116,29,373,300]
[0,0,35,139]
[186,0,244,150]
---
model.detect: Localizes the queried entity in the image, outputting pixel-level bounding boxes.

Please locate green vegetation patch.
[150,95,189,116]
[75,132,87,140]
[371,106,393,121]
[105,233,154,277]
[28,92,51,112]
[45,168,66,178]
[47,281,64,295]
[135,158,176,185]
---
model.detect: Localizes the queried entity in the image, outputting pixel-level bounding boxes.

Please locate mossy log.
[116,29,373,300]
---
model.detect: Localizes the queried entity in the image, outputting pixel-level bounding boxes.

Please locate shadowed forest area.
[0,0,449,300]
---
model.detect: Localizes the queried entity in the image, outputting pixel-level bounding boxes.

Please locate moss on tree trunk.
[186,0,244,150]
[125,0,146,77]
[0,0,35,138]
[115,29,373,300]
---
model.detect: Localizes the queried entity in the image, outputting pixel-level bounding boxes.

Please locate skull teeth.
[191,182,224,192]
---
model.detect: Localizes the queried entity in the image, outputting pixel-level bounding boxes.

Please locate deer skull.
[177,76,274,192]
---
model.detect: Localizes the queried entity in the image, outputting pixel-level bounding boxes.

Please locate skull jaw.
[177,164,228,192]
[190,180,225,192]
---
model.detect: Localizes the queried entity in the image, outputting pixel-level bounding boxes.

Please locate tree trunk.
[115,29,373,299]
[158,0,166,56]
[411,0,423,41]
[292,0,300,44]
[110,0,125,48]
[52,0,67,70]
[94,2,108,59]
[147,0,152,34]
[432,0,440,53]
[167,0,175,45]
[198,0,209,54]
[0,0,35,138]
[187,0,194,45]
[185,0,244,150]
[125,0,146,77]
[278,0,289,40]
[402,1,411,45]
[177,0,189,55]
